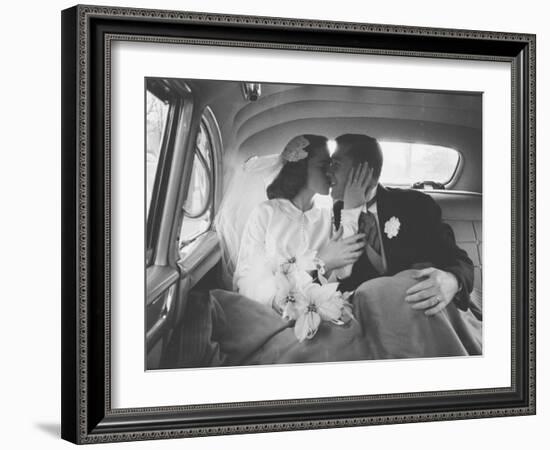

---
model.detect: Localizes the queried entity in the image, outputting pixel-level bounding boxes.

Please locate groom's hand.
[404,267,459,316]
[343,162,374,209]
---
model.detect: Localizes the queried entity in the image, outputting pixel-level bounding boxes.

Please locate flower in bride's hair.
[281,136,309,162]
[293,283,353,342]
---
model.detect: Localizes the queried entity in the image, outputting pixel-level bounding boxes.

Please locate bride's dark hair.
[266,134,328,200]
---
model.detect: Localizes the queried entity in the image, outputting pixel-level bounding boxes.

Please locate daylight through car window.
[179,122,214,246]
[146,91,169,217]
[379,141,460,186]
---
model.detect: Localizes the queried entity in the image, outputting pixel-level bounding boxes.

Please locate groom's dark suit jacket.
[334,184,474,311]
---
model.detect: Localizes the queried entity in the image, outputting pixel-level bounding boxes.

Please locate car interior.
[145,78,482,370]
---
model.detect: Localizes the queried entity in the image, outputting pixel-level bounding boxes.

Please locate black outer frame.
[61,4,536,445]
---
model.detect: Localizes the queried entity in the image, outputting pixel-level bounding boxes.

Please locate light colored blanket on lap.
[176,270,481,367]
[354,270,481,360]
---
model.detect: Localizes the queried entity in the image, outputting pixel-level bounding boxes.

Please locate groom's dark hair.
[335,134,383,179]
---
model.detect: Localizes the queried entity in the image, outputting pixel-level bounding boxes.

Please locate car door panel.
[145,265,180,368]
[178,231,221,290]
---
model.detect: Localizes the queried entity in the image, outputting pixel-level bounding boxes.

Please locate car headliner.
[185,79,482,193]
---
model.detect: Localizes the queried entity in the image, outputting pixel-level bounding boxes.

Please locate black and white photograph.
[56,2,537,445]
[145,77,483,370]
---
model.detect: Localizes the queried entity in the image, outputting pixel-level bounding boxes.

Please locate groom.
[328,134,474,314]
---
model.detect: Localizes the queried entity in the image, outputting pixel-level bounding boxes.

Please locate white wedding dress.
[233,198,334,306]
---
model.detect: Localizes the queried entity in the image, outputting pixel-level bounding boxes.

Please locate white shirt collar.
[277,198,322,221]
[362,185,379,214]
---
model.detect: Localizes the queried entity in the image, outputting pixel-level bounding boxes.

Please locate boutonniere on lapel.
[384,216,401,239]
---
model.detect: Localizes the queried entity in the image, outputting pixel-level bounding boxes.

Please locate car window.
[146,90,169,217]
[379,141,460,186]
[179,121,215,247]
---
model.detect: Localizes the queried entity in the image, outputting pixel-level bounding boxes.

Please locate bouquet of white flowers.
[270,251,355,342]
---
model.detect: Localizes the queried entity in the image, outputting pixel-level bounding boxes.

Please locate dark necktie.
[333,201,344,230]
[358,210,381,256]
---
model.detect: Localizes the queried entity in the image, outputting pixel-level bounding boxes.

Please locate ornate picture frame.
[61,4,536,444]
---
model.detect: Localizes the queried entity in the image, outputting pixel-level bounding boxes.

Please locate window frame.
[181,127,214,220]
[145,89,170,218]
[145,82,176,267]
[177,106,223,251]
[145,79,194,267]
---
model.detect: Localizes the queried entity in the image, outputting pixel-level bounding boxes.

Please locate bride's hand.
[343,162,374,209]
[318,227,365,271]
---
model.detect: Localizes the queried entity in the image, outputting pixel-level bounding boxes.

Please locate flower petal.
[317,297,344,321]
[341,291,353,302]
[294,311,321,342]
[282,300,299,321]
[272,273,292,309]
[294,313,308,342]
[317,271,329,285]
[305,282,338,304]
[340,302,355,324]
[290,270,314,289]
[305,312,321,340]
